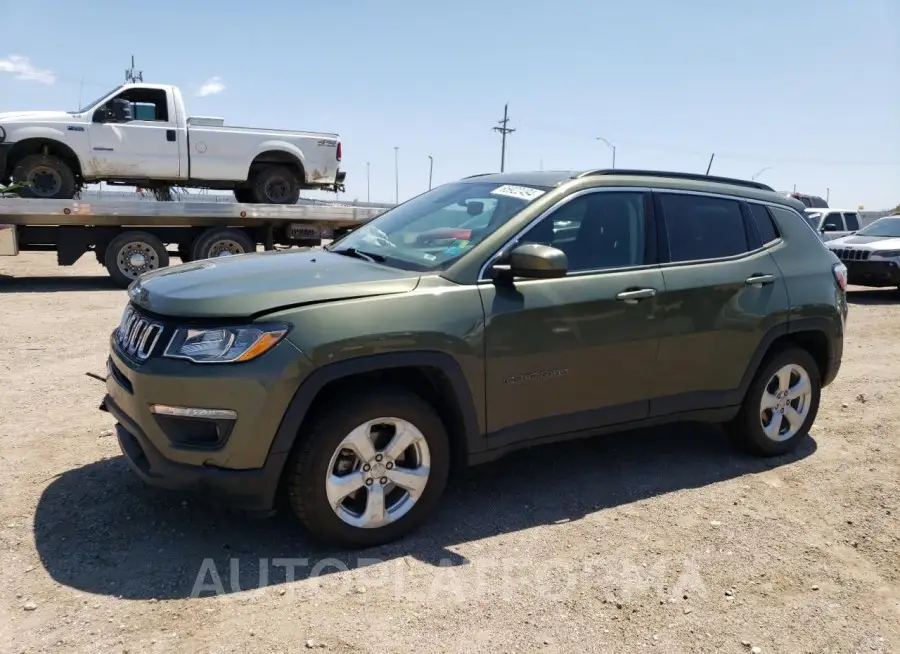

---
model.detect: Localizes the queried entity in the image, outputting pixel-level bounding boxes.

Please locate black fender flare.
[737,316,842,401]
[266,351,482,464]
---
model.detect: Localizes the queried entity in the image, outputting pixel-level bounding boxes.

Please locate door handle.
[745,274,776,286]
[616,288,657,303]
[166,129,176,142]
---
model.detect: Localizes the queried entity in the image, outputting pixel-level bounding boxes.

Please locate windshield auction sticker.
[490,185,546,201]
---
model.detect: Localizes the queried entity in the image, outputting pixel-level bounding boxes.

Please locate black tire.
[13,154,77,199]
[177,244,192,263]
[251,164,301,204]
[103,231,170,289]
[190,228,255,261]
[284,387,451,548]
[233,188,255,204]
[725,345,821,456]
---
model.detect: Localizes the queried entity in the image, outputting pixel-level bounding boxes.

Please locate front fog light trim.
[150,404,237,420]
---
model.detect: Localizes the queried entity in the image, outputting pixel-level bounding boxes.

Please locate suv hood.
[827,235,900,250]
[0,110,72,123]
[128,249,421,318]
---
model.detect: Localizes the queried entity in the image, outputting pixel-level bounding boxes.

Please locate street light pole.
[751,166,772,181]
[366,162,370,203]
[393,147,399,204]
[596,137,616,168]
[428,155,433,190]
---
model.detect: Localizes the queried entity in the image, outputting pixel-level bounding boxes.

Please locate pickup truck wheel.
[190,228,255,260]
[726,345,821,457]
[284,388,451,548]
[104,231,170,288]
[252,165,300,204]
[13,154,77,199]
[233,188,255,204]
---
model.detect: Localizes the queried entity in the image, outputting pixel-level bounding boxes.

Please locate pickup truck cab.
[803,208,862,242]
[0,83,344,203]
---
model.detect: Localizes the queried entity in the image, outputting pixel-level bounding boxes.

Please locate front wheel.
[103,231,170,288]
[726,345,821,456]
[284,388,451,548]
[12,154,77,199]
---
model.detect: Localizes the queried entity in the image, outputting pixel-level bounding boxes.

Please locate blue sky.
[1,0,898,209]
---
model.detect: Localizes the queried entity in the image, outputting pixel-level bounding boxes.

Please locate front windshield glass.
[855,216,900,238]
[328,181,550,271]
[69,86,122,114]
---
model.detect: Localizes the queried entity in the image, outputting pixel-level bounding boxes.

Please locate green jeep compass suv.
[102,169,849,548]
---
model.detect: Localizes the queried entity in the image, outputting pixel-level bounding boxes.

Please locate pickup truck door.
[87,89,182,180]
[819,211,850,242]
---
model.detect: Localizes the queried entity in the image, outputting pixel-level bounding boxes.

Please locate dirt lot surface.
[1,252,898,654]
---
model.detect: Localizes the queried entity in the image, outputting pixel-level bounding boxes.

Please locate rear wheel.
[13,154,77,199]
[284,388,451,548]
[251,164,301,204]
[233,188,255,204]
[190,228,255,261]
[726,345,821,456]
[103,231,170,288]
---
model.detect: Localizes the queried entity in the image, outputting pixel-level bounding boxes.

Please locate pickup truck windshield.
[69,86,123,114]
[328,181,550,271]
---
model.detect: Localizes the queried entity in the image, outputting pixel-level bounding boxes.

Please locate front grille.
[830,248,870,262]
[114,305,164,362]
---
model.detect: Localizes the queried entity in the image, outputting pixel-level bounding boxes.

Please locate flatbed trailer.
[0,198,394,287]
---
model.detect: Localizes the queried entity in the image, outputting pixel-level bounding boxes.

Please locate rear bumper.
[844,259,900,287]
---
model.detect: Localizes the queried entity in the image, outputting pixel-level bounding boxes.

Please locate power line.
[492,103,515,172]
[125,55,143,84]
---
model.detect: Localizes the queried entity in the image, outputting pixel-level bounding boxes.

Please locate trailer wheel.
[13,154,77,199]
[251,165,300,204]
[104,231,170,288]
[233,188,255,204]
[190,228,256,261]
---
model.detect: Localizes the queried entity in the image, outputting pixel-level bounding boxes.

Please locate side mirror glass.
[491,243,567,280]
[110,99,133,122]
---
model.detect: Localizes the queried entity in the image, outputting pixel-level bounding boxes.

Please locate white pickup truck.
[0,83,345,204]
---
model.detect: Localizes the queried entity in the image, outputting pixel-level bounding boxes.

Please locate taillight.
[336,141,342,162]
[832,262,848,291]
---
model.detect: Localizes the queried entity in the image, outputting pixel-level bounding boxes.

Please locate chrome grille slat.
[114,306,164,362]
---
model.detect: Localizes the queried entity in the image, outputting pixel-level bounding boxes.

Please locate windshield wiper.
[328,247,386,263]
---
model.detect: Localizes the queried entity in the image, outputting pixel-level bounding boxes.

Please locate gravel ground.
[1,252,898,654]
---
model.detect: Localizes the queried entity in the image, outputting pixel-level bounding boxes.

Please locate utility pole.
[366,162,371,203]
[125,55,143,84]
[492,103,515,172]
[428,155,434,190]
[393,147,399,204]
[826,187,830,203]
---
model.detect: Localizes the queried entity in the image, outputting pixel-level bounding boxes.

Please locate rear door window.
[659,193,749,262]
[748,203,780,245]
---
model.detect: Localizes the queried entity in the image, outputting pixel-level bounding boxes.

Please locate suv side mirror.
[109,99,133,123]
[491,243,567,280]
[822,224,838,232]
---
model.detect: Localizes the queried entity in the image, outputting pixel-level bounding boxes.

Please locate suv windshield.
[327,181,550,271]
[855,216,900,238]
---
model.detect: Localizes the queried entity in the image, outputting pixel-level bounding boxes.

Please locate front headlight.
[873,250,900,258]
[164,323,289,363]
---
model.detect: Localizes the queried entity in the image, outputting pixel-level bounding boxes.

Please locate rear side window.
[843,212,860,230]
[659,193,748,262]
[748,203,780,245]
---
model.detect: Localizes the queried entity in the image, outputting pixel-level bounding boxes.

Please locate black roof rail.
[462,172,493,179]
[575,168,776,192]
